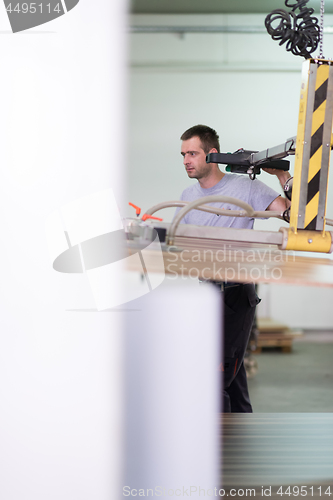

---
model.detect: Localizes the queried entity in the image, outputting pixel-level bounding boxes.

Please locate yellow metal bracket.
[279,227,333,253]
[284,58,333,253]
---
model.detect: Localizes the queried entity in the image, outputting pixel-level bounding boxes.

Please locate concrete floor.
[247,332,333,412]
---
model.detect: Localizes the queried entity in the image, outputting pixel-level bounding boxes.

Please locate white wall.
[128,14,333,329]
[0,2,127,499]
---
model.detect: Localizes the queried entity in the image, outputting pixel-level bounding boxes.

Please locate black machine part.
[207,149,290,180]
[264,0,320,60]
[206,138,295,180]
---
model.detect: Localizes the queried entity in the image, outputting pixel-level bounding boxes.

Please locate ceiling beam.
[131,0,333,15]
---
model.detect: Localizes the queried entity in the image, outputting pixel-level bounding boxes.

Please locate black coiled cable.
[265,0,320,59]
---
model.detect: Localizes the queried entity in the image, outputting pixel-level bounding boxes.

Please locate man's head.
[180,125,220,182]
[180,125,220,154]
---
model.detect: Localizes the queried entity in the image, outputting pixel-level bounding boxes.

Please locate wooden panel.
[127,236,333,287]
[221,414,333,491]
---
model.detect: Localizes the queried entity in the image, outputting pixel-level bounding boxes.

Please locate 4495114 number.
[6,3,62,14]
[277,486,332,496]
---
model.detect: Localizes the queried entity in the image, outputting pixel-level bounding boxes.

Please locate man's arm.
[262,167,291,211]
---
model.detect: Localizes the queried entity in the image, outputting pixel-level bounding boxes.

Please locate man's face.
[181,136,213,180]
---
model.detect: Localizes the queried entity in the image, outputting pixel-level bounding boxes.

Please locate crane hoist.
[127,0,333,260]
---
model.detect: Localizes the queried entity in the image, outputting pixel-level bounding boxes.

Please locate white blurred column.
[124,282,221,498]
[0,2,127,499]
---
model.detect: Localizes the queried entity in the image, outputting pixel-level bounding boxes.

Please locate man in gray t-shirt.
[178,173,280,229]
[178,125,291,413]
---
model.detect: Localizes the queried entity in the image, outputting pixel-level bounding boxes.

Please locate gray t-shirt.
[176,174,280,229]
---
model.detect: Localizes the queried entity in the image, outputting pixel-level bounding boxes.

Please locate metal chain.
[319,0,325,58]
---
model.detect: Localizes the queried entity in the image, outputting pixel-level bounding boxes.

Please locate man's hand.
[262,167,291,185]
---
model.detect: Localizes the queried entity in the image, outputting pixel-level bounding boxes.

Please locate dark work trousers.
[218,283,259,413]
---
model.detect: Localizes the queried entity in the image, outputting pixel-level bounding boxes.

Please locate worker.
[177,125,291,412]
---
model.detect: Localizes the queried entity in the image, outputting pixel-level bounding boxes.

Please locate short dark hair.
[180,125,220,153]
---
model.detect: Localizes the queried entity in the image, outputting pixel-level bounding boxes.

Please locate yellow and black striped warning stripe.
[304,65,329,230]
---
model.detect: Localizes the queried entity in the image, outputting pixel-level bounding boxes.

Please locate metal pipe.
[130,25,266,34]
[144,200,283,220]
[168,196,255,245]
[130,25,333,35]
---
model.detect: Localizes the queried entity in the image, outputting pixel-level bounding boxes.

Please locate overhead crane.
[49,0,333,289]
[125,0,333,286]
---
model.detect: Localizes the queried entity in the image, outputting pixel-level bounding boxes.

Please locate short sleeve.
[249,178,280,212]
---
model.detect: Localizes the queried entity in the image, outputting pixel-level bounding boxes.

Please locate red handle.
[129,202,141,216]
[142,214,163,222]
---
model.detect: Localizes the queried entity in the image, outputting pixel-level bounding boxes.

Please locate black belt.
[199,280,242,291]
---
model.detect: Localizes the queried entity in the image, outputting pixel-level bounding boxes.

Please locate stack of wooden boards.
[255,318,302,353]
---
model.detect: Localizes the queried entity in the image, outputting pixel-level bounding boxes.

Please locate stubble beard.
[188,164,212,180]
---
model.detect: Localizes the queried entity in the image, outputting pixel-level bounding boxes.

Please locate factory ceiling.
[131,0,333,15]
